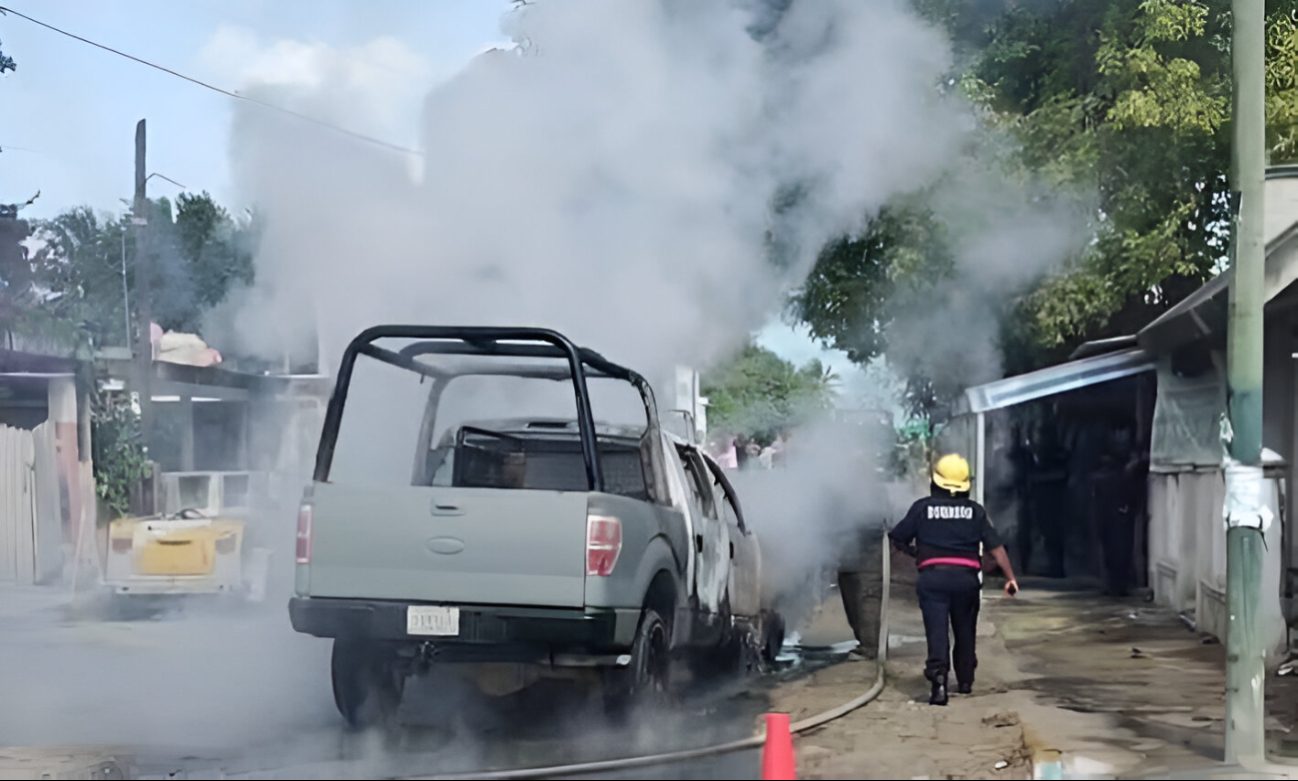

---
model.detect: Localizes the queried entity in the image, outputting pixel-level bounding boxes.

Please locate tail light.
[111,537,133,554]
[296,504,313,564]
[586,514,622,577]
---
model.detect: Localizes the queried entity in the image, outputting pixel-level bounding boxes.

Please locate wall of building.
[47,377,81,545]
[1148,468,1287,655]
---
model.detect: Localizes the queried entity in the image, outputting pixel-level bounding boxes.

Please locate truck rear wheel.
[604,607,671,719]
[331,640,405,731]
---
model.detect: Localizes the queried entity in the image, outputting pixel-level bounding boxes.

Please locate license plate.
[406,605,460,637]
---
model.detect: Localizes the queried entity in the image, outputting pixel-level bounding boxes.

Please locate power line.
[0,5,424,157]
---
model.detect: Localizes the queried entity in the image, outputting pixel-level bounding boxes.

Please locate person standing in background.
[1031,426,1069,578]
[711,433,738,471]
[838,524,884,660]
[1010,424,1036,575]
[735,434,752,470]
[1092,419,1144,597]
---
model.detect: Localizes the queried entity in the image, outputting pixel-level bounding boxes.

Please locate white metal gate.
[0,422,64,583]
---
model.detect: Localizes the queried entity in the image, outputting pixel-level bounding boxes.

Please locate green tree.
[794,0,1298,418]
[27,207,130,348]
[950,0,1298,347]
[790,194,958,421]
[145,192,257,332]
[24,194,257,518]
[91,394,149,520]
[0,20,15,75]
[0,5,14,75]
[0,215,39,348]
[702,344,839,445]
[28,193,258,347]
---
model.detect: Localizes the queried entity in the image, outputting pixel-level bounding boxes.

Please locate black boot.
[957,682,972,695]
[929,674,948,706]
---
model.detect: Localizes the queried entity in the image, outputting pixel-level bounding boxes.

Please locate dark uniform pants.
[1101,507,1136,597]
[839,536,884,659]
[916,565,981,685]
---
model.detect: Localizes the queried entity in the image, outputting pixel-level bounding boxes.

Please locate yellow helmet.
[932,453,972,494]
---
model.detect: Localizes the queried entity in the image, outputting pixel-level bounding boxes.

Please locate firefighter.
[838,526,884,659]
[888,453,1019,706]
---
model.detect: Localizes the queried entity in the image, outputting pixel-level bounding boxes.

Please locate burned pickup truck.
[289,326,781,729]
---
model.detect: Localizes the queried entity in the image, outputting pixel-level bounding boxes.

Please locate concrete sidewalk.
[770,571,1298,779]
[991,579,1298,779]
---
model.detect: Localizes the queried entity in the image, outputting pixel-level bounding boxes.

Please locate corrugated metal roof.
[1136,271,1230,352]
[959,347,1155,414]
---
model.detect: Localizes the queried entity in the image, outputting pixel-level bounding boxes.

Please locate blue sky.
[0,0,857,383]
[0,1,512,218]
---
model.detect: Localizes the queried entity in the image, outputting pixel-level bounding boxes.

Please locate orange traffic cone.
[761,712,796,780]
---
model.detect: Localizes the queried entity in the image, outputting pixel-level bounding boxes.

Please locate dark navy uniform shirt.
[888,495,1004,569]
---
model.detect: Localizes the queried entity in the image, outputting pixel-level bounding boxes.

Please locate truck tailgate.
[306,483,589,607]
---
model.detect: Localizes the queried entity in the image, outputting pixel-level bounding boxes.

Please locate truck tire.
[761,610,785,665]
[331,640,405,731]
[604,607,671,719]
[688,592,749,683]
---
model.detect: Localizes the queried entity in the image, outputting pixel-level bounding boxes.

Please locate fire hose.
[406,535,892,781]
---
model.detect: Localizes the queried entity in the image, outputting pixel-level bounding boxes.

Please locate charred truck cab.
[289,326,778,729]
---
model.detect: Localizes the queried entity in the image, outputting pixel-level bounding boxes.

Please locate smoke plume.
[211,0,968,383]
[206,0,1090,641]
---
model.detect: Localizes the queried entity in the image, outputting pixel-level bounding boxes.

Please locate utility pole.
[120,230,130,348]
[1224,0,1267,765]
[132,120,154,453]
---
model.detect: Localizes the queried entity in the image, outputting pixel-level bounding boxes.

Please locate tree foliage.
[15,194,257,516]
[793,0,1298,417]
[790,194,969,423]
[954,0,1298,348]
[0,215,35,344]
[0,24,14,75]
[25,193,257,348]
[90,394,149,520]
[701,344,839,445]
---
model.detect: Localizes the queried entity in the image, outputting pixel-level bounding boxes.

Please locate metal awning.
[0,349,79,374]
[958,347,1156,415]
[1069,335,1137,361]
[96,352,332,402]
[1136,272,1230,353]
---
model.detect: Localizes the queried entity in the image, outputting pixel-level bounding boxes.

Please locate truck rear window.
[425,431,649,500]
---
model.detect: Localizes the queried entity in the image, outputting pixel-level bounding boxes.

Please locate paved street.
[6,572,1298,779]
[0,585,781,778]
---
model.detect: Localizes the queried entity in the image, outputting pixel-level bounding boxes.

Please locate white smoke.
[203,0,1089,642]
[5,2,1104,765]
[209,0,968,383]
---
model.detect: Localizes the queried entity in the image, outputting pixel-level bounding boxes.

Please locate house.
[946,344,1155,585]
[1135,164,1298,653]
[945,165,1298,653]
[95,339,331,520]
